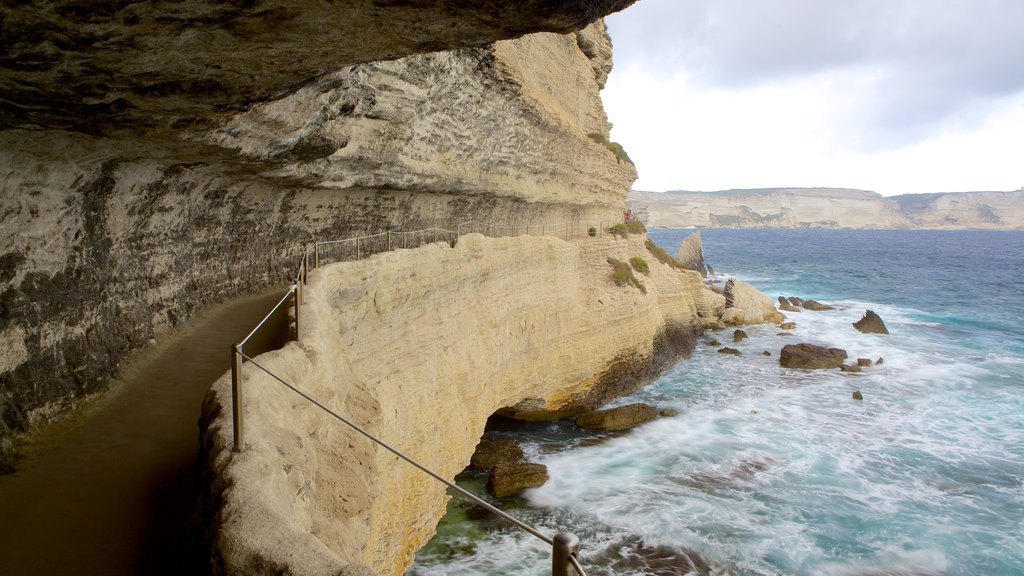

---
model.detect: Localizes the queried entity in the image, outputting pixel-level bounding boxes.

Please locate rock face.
[575,402,658,431]
[1,0,637,134]
[487,462,550,498]
[676,231,705,274]
[853,310,889,334]
[779,343,849,369]
[470,439,525,470]
[628,188,1024,230]
[1,18,635,443]
[721,279,786,325]
[200,234,704,575]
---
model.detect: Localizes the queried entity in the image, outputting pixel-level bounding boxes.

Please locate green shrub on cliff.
[606,141,633,165]
[630,257,650,275]
[608,257,646,294]
[610,220,646,239]
[645,239,687,270]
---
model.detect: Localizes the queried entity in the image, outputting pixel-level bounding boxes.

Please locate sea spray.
[410,229,1024,576]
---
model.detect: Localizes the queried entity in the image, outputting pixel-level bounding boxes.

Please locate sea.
[408,228,1024,576]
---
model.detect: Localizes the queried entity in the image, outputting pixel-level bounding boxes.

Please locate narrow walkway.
[0,287,290,576]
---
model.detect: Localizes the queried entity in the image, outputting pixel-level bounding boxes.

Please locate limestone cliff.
[628,188,1024,229]
[200,234,703,576]
[0,15,636,444]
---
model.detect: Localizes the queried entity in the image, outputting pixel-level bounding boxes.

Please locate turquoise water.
[409,229,1024,575]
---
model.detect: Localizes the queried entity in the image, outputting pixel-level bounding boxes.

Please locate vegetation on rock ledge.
[608,257,646,294]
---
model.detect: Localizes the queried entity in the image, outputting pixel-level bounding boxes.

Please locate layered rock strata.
[1,21,635,443]
[628,188,1024,229]
[200,233,704,575]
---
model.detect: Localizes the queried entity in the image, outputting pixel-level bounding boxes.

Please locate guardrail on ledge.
[229,219,614,575]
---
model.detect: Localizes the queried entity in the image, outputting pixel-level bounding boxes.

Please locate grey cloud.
[606,0,1024,149]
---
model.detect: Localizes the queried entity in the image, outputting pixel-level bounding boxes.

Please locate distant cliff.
[628,188,1024,229]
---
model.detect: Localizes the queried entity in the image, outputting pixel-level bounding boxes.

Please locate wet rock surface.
[853,310,890,334]
[779,343,849,369]
[487,462,549,497]
[576,402,659,431]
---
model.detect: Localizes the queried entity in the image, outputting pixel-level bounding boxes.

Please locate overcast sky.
[602,0,1024,196]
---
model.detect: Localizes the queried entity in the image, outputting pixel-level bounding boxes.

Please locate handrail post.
[314,241,320,269]
[302,250,308,285]
[552,532,580,576]
[356,237,360,260]
[387,230,392,252]
[231,343,244,452]
[293,284,301,340]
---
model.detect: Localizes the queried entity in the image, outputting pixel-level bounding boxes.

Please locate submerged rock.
[487,462,549,497]
[733,329,748,342]
[470,439,524,470]
[706,339,722,346]
[658,408,679,418]
[852,390,864,400]
[779,322,797,330]
[761,350,772,356]
[779,343,848,369]
[857,358,873,367]
[853,310,889,334]
[576,402,659,431]
[876,357,885,365]
[840,363,863,373]
[717,347,742,356]
[801,299,834,311]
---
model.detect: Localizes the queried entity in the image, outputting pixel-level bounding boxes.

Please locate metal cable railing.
[228,218,615,575]
[240,352,585,575]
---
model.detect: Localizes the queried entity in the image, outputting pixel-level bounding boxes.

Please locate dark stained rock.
[1,0,638,133]
[857,358,873,367]
[778,296,787,306]
[779,322,796,330]
[787,296,804,307]
[733,329,748,342]
[852,390,864,400]
[470,439,524,470]
[761,350,772,356]
[876,357,885,365]
[779,343,848,369]
[658,408,679,418]
[487,462,549,497]
[776,332,794,336]
[706,339,721,346]
[801,299,834,311]
[717,347,742,355]
[576,402,659,431]
[840,363,863,373]
[853,310,889,334]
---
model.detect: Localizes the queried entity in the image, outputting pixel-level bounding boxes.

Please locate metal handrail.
[239,286,296,348]
[240,352,585,575]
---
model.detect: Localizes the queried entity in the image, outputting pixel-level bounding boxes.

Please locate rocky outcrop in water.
[853,310,889,334]
[628,188,1024,230]
[575,402,659,431]
[676,231,706,274]
[779,343,849,369]
[722,279,786,325]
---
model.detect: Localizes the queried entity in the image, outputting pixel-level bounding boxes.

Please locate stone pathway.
[0,287,289,576]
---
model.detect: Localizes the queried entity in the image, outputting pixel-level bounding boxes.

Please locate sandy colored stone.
[487,462,549,497]
[201,234,703,576]
[721,279,786,325]
[470,439,524,470]
[676,231,705,273]
[575,403,658,431]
